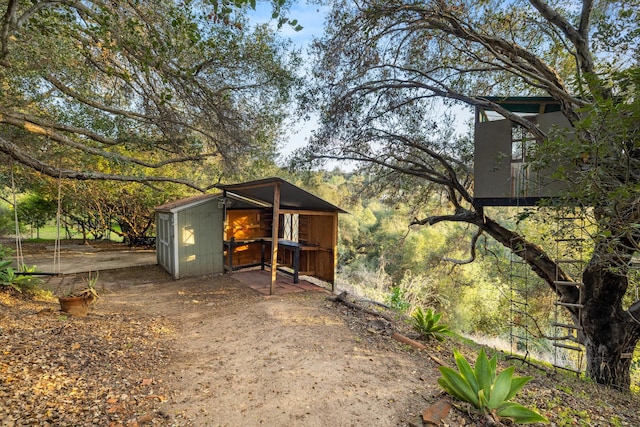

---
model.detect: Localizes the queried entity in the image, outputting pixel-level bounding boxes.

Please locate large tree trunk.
[582,260,640,389]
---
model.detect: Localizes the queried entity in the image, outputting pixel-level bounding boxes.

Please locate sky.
[247,2,329,159]
[246,2,474,164]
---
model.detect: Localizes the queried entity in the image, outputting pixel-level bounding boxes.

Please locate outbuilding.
[155,193,225,279]
[155,178,346,293]
[473,96,572,206]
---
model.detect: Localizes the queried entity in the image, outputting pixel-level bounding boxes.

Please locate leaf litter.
[0,290,173,426]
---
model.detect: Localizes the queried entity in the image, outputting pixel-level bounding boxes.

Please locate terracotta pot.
[58,296,91,317]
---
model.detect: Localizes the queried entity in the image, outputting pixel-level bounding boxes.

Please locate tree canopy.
[300,0,640,389]
[1,0,300,191]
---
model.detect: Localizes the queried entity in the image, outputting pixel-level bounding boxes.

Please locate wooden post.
[331,211,338,292]
[270,182,281,295]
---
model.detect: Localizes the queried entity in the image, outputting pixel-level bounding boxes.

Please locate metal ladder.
[509,237,532,359]
[552,210,585,373]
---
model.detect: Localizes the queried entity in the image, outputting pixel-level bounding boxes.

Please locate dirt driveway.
[101,268,442,426]
[2,239,448,427]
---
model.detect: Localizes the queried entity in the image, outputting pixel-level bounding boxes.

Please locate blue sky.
[248,2,328,50]
[246,2,473,163]
[247,2,329,158]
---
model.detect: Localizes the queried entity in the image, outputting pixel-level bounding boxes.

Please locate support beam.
[269,182,281,295]
[331,212,338,292]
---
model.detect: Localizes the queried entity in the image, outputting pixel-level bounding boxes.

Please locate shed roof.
[482,96,561,113]
[476,96,562,121]
[216,177,347,213]
[155,193,220,213]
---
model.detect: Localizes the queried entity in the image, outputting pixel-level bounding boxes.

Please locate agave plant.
[411,307,451,341]
[0,260,43,293]
[438,349,548,424]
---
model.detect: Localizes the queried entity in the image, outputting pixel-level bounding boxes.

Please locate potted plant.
[58,272,99,317]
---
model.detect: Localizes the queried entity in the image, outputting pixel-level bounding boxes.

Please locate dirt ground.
[101,267,442,426]
[2,241,640,427]
[2,241,449,426]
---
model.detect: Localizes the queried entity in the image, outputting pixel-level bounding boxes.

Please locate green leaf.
[477,388,489,410]
[438,366,479,407]
[487,366,514,409]
[489,353,498,380]
[474,349,493,394]
[505,375,532,401]
[453,350,479,394]
[497,402,549,424]
[438,377,461,400]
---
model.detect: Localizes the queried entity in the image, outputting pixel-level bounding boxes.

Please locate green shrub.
[0,245,44,293]
[0,261,44,293]
[411,307,451,341]
[386,286,410,312]
[438,349,548,424]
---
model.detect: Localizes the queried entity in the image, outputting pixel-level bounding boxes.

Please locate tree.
[0,0,299,191]
[60,180,180,243]
[300,0,640,389]
[15,193,56,238]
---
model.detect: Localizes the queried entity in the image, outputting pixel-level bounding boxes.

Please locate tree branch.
[528,0,596,80]
[442,227,483,265]
[0,111,211,168]
[0,135,206,192]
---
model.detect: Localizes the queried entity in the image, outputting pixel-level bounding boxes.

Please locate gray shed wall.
[156,198,224,279]
[176,200,224,278]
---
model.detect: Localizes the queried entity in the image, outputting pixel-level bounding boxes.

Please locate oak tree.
[301,0,640,389]
[0,0,299,191]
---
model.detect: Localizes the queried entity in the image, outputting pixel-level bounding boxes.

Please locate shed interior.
[217,178,346,290]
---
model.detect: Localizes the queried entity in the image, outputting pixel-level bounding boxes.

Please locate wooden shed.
[155,178,346,293]
[217,177,346,294]
[473,96,571,206]
[155,194,224,279]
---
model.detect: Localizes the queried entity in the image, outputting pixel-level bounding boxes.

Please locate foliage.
[0,247,43,293]
[386,286,410,312]
[15,193,57,238]
[396,269,449,313]
[450,262,512,336]
[0,205,14,235]
[337,260,393,304]
[300,0,640,389]
[438,349,548,424]
[0,1,298,190]
[411,307,451,342]
[62,181,168,242]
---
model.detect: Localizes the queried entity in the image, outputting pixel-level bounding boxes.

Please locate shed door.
[156,213,175,277]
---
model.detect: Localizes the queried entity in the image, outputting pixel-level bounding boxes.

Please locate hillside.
[1,258,639,426]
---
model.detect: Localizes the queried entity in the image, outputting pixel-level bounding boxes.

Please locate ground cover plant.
[438,349,549,425]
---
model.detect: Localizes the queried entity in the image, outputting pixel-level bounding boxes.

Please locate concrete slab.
[18,249,156,275]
